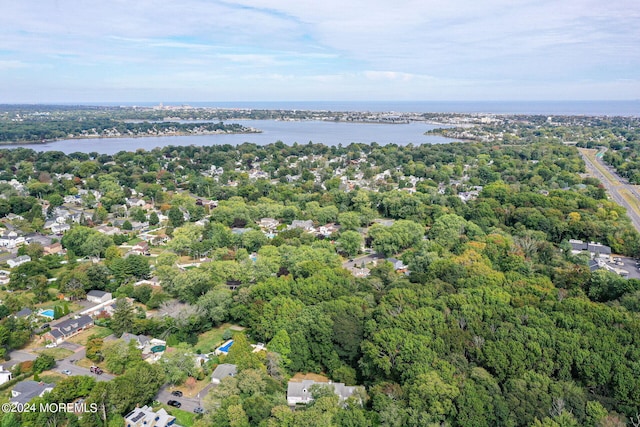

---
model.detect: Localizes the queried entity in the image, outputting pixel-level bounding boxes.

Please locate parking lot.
[610,256,640,279]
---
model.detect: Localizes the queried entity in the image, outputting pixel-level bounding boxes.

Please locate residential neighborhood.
[0,112,638,426]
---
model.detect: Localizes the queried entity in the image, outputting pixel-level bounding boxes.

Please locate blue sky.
[1,0,638,102]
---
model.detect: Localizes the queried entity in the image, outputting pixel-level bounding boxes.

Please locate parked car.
[90,366,103,375]
[41,324,50,329]
[167,400,181,408]
[45,343,57,348]
[171,390,183,397]
[62,370,72,375]
[193,407,205,414]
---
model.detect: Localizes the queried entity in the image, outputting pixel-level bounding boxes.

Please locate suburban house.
[386,258,408,272]
[569,239,612,258]
[289,220,315,232]
[125,405,176,427]
[258,218,279,232]
[134,277,161,287]
[211,364,237,384]
[0,269,10,285]
[7,255,31,268]
[130,242,150,256]
[14,308,33,319]
[43,242,64,256]
[95,225,123,236]
[0,365,12,385]
[44,315,94,345]
[0,231,26,249]
[286,379,364,406]
[318,223,340,237]
[125,197,146,208]
[11,381,55,404]
[81,295,117,318]
[51,223,71,235]
[120,333,167,360]
[86,290,113,304]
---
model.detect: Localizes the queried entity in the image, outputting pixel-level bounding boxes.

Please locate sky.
[0,0,638,103]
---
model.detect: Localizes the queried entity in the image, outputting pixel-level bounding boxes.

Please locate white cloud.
[0,0,638,100]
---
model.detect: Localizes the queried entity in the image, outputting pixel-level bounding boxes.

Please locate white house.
[0,270,10,285]
[286,380,364,406]
[211,364,237,384]
[7,255,31,268]
[0,365,12,385]
[86,290,113,304]
[124,405,176,427]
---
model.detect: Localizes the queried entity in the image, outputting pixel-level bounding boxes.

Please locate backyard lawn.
[155,405,197,427]
[194,323,244,354]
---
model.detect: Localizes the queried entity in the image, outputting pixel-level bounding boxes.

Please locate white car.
[61,370,72,375]
[45,343,57,348]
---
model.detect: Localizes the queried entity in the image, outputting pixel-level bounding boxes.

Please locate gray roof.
[287,379,362,402]
[290,220,313,229]
[15,308,33,318]
[11,381,54,404]
[121,332,150,346]
[87,290,109,298]
[211,363,237,381]
[569,239,611,254]
[51,315,93,336]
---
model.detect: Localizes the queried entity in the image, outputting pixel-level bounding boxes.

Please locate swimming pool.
[217,340,234,354]
[40,309,55,318]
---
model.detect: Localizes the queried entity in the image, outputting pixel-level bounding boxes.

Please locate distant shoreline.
[0,128,263,147]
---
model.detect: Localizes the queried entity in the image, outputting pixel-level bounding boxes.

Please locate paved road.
[5,350,37,369]
[155,384,207,413]
[579,148,640,234]
[56,345,114,382]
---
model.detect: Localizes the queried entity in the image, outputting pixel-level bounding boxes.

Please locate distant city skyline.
[1,0,638,103]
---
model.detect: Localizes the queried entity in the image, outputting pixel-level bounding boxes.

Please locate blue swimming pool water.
[40,309,55,318]
[218,340,234,353]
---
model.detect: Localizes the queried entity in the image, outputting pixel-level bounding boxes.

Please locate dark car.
[167,400,181,408]
[171,390,183,397]
[194,407,205,414]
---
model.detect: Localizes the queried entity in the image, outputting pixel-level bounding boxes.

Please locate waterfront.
[0,120,454,154]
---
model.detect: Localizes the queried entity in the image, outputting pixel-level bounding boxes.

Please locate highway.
[579,148,640,234]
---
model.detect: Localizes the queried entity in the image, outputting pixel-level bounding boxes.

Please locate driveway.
[58,341,83,351]
[5,349,37,369]
[155,384,208,413]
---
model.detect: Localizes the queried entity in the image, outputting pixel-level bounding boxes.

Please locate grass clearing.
[66,326,113,346]
[168,377,211,399]
[154,405,197,427]
[36,348,74,360]
[619,188,640,218]
[579,148,620,185]
[194,323,244,354]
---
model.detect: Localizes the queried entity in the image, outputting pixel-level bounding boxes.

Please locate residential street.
[155,384,210,413]
[5,350,37,369]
